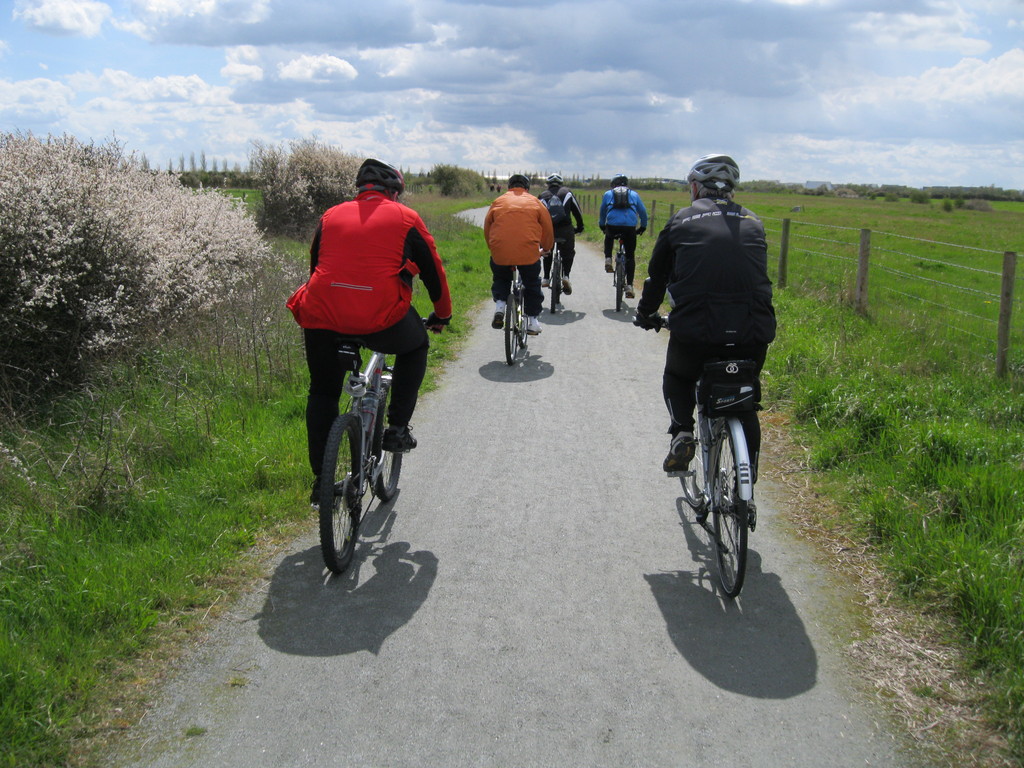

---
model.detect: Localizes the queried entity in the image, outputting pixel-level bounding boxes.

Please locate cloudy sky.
[2,0,1023,187]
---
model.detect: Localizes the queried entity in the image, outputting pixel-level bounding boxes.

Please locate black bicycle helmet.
[687,154,740,191]
[508,173,531,190]
[610,174,628,187]
[356,158,405,195]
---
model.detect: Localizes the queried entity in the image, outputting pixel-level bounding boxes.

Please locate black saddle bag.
[697,360,761,416]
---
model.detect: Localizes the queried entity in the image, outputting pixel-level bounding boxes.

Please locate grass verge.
[0,194,495,768]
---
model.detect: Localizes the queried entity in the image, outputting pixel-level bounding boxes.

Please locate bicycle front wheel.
[319,413,362,574]
[371,381,402,501]
[711,424,749,597]
[549,252,562,313]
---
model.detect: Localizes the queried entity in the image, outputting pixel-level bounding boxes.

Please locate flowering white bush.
[250,138,360,237]
[0,132,272,401]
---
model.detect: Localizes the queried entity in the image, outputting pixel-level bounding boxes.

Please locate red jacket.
[287,191,452,335]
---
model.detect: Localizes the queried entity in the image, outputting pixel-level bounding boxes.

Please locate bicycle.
[547,237,565,314]
[636,316,758,598]
[318,341,402,574]
[612,235,627,312]
[504,266,528,365]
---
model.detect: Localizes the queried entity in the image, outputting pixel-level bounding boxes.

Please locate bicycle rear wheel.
[711,424,748,597]
[549,250,562,314]
[371,380,402,501]
[319,413,362,574]
[614,250,625,312]
[503,290,517,365]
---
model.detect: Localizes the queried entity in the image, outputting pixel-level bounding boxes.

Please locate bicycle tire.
[504,290,516,365]
[371,380,402,501]
[614,248,625,312]
[549,249,562,314]
[711,422,748,597]
[319,413,362,574]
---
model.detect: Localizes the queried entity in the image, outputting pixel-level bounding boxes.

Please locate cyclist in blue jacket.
[599,174,648,298]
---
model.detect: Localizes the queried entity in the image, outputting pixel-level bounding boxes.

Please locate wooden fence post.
[996,251,1017,378]
[855,228,871,314]
[648,200,656,235]
[778,218,790,289]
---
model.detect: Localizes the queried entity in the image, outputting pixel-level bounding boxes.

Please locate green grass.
[0,193,495,767]
[767,289,1024,760]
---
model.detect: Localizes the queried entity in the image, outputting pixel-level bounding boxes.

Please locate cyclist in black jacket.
[538,173,585,295]
[635,154,776,477]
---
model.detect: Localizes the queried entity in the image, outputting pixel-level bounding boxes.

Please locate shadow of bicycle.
[478,354,555,383]
[601,307,636,324]
[643,498,818,698]
[542,308,585,326]
[255,492,438,657]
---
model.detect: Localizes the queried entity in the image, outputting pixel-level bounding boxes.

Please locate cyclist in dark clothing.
[287,159,452,494]
[635,154,776,477]
[538,173,585,295]
[599,173,648,298]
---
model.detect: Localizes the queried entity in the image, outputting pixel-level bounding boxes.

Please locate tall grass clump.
[0,132,272,408]
[767,290,1024,759]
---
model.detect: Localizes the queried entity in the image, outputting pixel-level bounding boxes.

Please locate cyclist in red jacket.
[287,159,452,495]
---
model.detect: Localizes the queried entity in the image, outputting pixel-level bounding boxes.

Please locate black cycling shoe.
[382,425,417,452]
[309,475,321,506]
[663,433,697,473]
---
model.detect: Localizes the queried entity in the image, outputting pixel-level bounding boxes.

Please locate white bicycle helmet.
[687,154,740,191]
[546,173,563,185]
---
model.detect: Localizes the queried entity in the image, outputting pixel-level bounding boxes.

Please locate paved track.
[110,209,928,767]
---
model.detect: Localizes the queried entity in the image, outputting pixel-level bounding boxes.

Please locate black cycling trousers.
[490,259,543,317]
[663,335,768,472]
[542,225,576,278]
[303,308,429,475]
[603,225,638,284]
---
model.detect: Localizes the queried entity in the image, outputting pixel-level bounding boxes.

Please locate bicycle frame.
[341,348,390,491]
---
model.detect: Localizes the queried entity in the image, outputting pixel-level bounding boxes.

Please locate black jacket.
[539,185,584,232]
[638,196,776,345]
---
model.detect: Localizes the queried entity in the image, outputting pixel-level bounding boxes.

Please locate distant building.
[804,181,835,192]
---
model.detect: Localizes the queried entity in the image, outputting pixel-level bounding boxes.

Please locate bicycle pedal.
[666,470,689,478]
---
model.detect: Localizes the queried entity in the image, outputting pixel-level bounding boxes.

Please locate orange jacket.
[483,189,555,266]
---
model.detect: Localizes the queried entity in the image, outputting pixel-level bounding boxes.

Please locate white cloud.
[850,7,991,55]
[826,48,1024,108]
[221,46,264,83]
[13,0,113,38]
[0,76,75,119]
[131,0,271,25]
[277,54,357,83]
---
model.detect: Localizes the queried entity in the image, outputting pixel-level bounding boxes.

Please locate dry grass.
[760,409,1014,767]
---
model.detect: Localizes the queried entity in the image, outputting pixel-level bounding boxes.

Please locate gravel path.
[108,208,928,768]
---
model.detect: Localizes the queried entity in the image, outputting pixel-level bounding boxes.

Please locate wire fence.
[763,217,1022,377]
[575,192,1021,377]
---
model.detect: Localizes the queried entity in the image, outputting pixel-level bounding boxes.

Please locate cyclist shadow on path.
[478,355,555,383]
[255,497,438,657]
[601,307,636,324]
[541,308,585,326]
[644,501,818,699]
